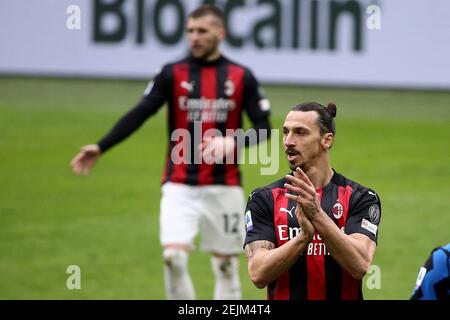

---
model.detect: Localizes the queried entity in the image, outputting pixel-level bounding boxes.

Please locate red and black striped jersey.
[98,55,270,186]
[244,170,382,300]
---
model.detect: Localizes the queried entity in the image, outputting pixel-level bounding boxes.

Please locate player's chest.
[273,190,350,242]
[174,66,244,99]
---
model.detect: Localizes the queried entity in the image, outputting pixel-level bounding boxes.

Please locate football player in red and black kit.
[71,5,271,300]
[244,102,380,300]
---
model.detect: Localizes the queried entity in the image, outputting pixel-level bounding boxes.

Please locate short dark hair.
[188,4,225,27]
[291,102,337,135]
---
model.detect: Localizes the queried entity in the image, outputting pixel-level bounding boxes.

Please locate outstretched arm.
[70,68,168,175]
[96,99,161,153]
[70,101,159,176]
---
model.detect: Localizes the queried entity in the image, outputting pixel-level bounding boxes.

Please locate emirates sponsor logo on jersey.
[178,96,236,123]
[277,225,345,256]
[277,225,301,241]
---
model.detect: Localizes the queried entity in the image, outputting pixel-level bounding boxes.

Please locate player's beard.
[200,47,216,60]
[192,39,220,61]
[288,160,305,172]
[286,149,304,171]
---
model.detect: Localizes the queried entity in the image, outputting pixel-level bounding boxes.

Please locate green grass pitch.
[0,76,449,299]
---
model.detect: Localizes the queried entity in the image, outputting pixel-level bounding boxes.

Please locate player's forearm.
[311,211,371,279]
[248,236,308,288]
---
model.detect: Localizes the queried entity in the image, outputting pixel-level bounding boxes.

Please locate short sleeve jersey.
[244,170,382,300]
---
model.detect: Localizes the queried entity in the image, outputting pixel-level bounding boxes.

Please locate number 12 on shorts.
[223,213,240,233]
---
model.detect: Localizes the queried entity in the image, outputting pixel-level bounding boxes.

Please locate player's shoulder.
[159,56,191,72]
[333,170,379,198]
[248,176,286,202]
[432,243,450,261]
[442,243,450,252]
[221,56,255,76]
[332,170,381,210]
[153,56,191,80]
[221,55,245,68]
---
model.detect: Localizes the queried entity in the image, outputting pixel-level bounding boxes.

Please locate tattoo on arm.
[245,240,275,261]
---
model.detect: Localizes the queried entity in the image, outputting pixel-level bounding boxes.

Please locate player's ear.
[321,133,334,150]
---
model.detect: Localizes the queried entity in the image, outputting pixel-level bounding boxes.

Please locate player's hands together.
[295,204,315,243]
[70,144,101,175]
[199,136,236,164]
[284,167,322,221]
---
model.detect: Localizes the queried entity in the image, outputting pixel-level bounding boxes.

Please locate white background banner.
[1,0,449,89]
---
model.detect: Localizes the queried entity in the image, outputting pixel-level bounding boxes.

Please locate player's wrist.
[94,143,104,154]
[296,231,313,246]
[307,207,324,223]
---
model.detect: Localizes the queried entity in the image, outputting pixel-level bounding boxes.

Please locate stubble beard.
[288,156,304,172]
[192,39,219,61]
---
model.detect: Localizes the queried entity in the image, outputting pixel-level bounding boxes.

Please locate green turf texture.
[0,77,449,299]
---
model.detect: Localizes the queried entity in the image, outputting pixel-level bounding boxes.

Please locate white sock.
[211,256,242,300]
[163,249,195,300]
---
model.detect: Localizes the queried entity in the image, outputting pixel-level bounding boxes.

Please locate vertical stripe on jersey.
[197,66,217,185]
[212,62,229,185]
[168,64,189,184]
[224,65,244,186]
[306,188,326,300]
[271,188,290,300]
[185,64,201,184]
[336,185,353,229]
[323,184,342,300]
[337,185,361,300]
[284,198,308,300]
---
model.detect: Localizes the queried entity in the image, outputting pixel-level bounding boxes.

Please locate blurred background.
[0,0,449,299]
